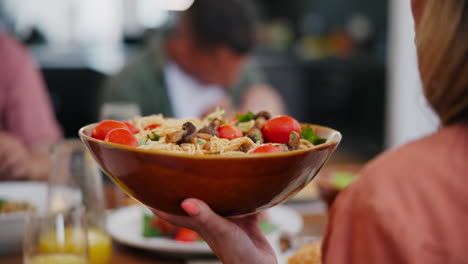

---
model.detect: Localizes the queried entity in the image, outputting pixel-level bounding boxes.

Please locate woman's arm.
[3,35,62,147]
[0,34,61,181]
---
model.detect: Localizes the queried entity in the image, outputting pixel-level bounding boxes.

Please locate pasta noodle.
[124,110,323,156]
[139,134,258,156]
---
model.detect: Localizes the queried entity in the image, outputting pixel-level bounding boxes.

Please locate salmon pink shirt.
[322,124,468,264]
[0,33,61,146]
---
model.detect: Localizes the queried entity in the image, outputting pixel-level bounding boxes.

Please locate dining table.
[0,181,328,264]
[1,216,326,264]
[0,156,366,264]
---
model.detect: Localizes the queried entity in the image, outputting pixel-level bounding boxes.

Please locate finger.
[150,209,191,227]
[179,198,237,237]
[152,199,236,239]
[232,213,272,250]
[233,213,260,233]
[150,199,206,223]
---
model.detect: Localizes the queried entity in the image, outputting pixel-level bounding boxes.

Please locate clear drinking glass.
[47,140,112,264]
[23,207,88,264]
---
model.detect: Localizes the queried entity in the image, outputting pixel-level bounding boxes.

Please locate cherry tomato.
[124,122,139,134]
[251,144,282,154]
[218,124,243,140]
[175,228,199,242]
[104,128,139,147]
[92,120,128,140]
[144,124,161,130]
[261,115,301,143]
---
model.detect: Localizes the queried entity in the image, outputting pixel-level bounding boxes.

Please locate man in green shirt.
[101,0,284,118]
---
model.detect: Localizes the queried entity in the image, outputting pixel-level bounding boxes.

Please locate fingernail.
[181,200,200,216]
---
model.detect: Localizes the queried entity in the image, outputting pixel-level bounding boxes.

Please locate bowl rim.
[78,123,342,160]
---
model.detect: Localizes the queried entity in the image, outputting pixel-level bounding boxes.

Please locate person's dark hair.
[186,0,257,55]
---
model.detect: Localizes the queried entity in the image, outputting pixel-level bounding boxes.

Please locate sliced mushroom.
[255,118,267,129]
[254,111,271,120]
[253,111,271,129]
[181,122,197,143]
[189,137,198,145]
[247,127,263,144]
[165,130,186,144]
[286,131,301,151]
[196,133,213,141]
[180,122,197,143]
[199,118,221,137]
[182,121,196,134]
[238,143,255,153]
[202,141,220,154]
[165,122,197,144]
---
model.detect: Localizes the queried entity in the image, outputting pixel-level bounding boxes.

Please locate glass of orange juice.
[46,140,112,264]
[24,207,88,264]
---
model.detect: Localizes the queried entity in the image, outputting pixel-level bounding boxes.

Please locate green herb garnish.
[147,132,160,142]
[196,140,205,145]
[142,213,162,237]
[302,125,326,145]
[254,134,262,143]
[236,112,255,122]
[290,132,297,140]
[138,139,148,146]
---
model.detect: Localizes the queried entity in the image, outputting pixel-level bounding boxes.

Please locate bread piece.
[288,241,321,264]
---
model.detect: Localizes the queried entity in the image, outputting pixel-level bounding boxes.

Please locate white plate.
[106,205,303,256]
[0,182,48,254]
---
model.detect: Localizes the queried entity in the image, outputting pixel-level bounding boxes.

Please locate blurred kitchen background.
[0,0,437,161]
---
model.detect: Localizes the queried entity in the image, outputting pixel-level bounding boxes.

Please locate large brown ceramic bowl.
[79,124,341,217]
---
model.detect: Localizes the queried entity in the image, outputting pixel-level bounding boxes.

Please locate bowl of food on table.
[0,182,47,254]
[79,109,341,217]
[317,165,361,208]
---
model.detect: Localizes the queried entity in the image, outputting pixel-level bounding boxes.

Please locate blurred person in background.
[151,0,468,263]
[102,0,284,119]
[0,31,62,181]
